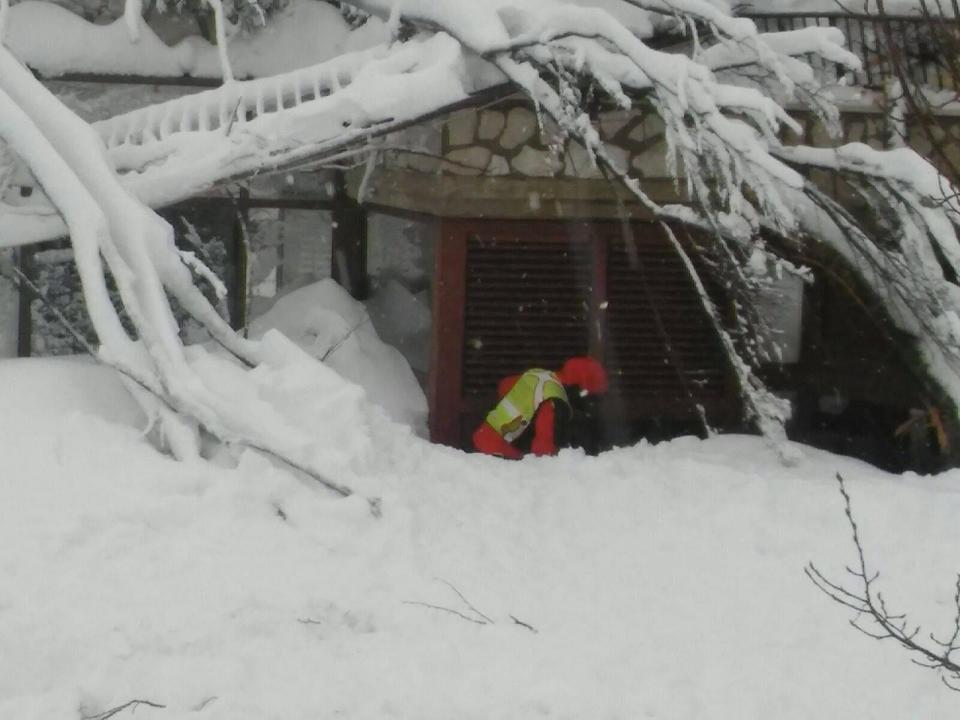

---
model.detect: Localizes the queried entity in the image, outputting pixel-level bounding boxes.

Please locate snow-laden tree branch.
[0,40,370,500]
[3,0,960,464]
[331,0,860,452]
[776,143,960,422]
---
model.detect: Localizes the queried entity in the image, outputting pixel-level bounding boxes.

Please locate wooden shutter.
[462,226,592,398]
[429,219,734,448]
[604,225,728,415]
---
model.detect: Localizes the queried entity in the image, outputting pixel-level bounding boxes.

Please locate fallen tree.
[1,0,959,473]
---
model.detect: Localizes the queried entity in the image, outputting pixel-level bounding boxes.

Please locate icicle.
[235,96,247,127]
[124,0,142,43]
[205,0,235,84]
[0,0,8,42]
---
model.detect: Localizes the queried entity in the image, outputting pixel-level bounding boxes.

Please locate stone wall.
[394,100,674,182]
[359,95,960,220]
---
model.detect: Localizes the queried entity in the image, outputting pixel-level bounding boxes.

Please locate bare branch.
[81,699,166,720]
[401,600,490,626]
[808,473,960,690]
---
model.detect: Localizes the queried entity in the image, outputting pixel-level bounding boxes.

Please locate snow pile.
[6,0,388,79]
[1,354,960,718]
[249,279,428,434]
[365,278,432,376]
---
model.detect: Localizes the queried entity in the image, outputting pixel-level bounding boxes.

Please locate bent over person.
[472,356,609,459]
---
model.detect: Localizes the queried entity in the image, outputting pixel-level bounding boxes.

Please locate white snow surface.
[6,0,388,78]
[5,0,657,80]
[3,345,960,718]
[249,279,428,434]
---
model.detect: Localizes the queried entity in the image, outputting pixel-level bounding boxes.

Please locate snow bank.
[365,278,431,375]
[249,279,428,434]
[0,356,145,430]
[6,0,388,79]
[1,352,960,719]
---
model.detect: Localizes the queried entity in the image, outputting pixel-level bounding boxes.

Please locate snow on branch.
[350,0,854,445]
[777,143,960,410]
[5,0,959,457]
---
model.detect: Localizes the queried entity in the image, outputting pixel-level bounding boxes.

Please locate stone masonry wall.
[394,101,674,181]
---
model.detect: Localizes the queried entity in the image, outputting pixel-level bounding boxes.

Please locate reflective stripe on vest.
[485,369,570,442]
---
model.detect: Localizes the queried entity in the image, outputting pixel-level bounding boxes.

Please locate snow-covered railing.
[0,33,473,248]
[93,45,389,149]
[743,11,959,91]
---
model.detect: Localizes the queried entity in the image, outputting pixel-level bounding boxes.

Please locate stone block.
[598,110,632,140]
[487,154,510,176]
[511,146,563,177]
[445,147,491,175]
[477,110,506,141]
[628,113,665,144]
[563,140,602,179]
[399,150,441,173]
[501,107,538,150]
[631,136,672,178]
[446,111,478,147]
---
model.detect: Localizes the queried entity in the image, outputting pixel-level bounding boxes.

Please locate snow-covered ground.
[3,329,960,718]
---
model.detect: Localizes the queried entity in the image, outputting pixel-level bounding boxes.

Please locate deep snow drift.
[2,343,960,719]
[248,279,428,434]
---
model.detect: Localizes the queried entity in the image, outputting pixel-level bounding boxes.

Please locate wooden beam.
[429,220,467,446]
[16,247,33,357]
[330,171,369,299]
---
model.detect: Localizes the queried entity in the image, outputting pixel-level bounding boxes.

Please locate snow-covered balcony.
[744,10,959,93]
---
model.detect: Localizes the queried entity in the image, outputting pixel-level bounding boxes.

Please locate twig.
[436,577,495,624]
[807,472,960,689]
[402,600,491,625]
[192,696,217,712]
[82,699,166,720]
[405,579,539,632]
[510,614,538,633]
[320,316,371,362]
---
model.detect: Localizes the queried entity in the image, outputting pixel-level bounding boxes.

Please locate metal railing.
[742,12,960,91]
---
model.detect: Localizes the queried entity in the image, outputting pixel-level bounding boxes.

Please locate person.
[472,356,609,459]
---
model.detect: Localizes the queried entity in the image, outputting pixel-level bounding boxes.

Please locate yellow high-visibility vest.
[485,369,570,442]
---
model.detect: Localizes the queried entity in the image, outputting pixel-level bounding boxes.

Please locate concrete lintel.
[346,167,685,220]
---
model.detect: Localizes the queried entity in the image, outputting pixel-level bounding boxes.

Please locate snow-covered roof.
[4,0,662,80]
[6,0,389,79]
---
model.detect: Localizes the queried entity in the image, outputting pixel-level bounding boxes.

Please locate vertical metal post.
[230,188,250,331]
[15,246,33,357]
[330,170,369,300]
